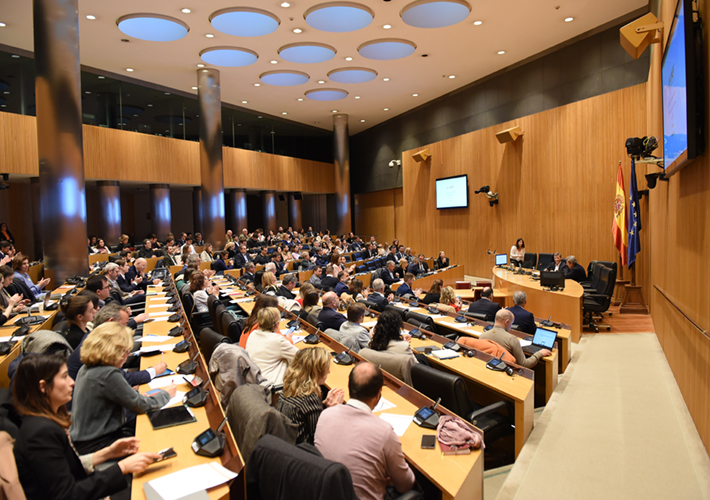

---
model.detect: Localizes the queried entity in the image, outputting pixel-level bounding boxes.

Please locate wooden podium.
[619,283,649,314]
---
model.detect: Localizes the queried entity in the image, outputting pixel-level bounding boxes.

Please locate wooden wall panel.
[400,84,648,283]
[354,188,403,245]
[0,113,38,176]
[646,0,710,454]
[222,147,334,193]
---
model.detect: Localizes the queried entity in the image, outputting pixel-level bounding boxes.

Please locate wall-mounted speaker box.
[412,149,431,163]
[495,126,523,144]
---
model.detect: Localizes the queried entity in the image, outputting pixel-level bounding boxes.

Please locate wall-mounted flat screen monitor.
[495,254,508,266]
[436,174,468,209]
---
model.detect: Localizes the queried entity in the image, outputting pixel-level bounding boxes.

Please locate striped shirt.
[276,392,324,444]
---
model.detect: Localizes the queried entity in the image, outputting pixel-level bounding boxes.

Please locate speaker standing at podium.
[510,238,525,267]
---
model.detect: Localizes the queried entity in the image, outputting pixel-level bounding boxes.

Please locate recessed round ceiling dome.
[357,39,416,60]
[400,0,471,28]
[200,47,259,67]
[209,7,280,37]
[305,88,349,101]
[304,2,374,32]
[260,70,310,86]
[278,42,336,63]
[327,67,377,84]
[117,14,189,42]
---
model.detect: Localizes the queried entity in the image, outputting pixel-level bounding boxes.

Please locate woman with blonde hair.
[245,307,298,385]
[70,322,176,454]
[438,286,462,313]
[262,271,278,295]
[276,347,344,444]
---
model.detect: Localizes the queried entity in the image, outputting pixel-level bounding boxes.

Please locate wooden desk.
[493,267,583,342]
[407,265,465,292]
[131,285,244,500]
[89,254,109,266]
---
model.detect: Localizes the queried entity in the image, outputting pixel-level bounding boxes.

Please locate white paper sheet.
[292,335,307,344]
[149,317,170,322]
[0,336,18,343]
[149,311,173,317]
[138,344,176,354]
[140,335,173,343]
[361,320,377,327]
[149,374,194,390]
[161,391,186,409]
[148,304,170,309]
[519,339,532,347]
[231,298,253,303]
[373,397,396,412]
[144,462,237,500]
[379,413,413,437]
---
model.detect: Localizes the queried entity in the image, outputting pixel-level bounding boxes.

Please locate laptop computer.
[522,327,557,356]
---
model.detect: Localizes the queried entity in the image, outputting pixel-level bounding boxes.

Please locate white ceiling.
[0,0,647,135]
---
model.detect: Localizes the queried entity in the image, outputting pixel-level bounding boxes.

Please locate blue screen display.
[662,0,688,169]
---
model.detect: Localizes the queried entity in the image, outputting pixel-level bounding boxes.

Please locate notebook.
[522,327,557,356]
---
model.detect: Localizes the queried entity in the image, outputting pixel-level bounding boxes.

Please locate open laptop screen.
[532,327,557,349]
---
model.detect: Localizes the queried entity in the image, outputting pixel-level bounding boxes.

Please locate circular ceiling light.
[117,14,190,42]
[305,88,348,101]
[305,2,374,33]
[278,42,336,63]
[358,38,416,60]
[199,46,259,67]
[400,0,471,28]
[260,70,310,86]
[328,67,377,83]
[209,7,280,37]
[181,8,191,14]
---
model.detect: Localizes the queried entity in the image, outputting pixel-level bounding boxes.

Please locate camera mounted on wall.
[474,185,499,207]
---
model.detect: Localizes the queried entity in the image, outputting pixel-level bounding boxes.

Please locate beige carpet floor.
[493,333,710,500]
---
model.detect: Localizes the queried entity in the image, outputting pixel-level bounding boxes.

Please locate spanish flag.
[612,161,628,266]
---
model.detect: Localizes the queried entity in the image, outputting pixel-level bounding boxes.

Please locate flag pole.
[620,158,648,314]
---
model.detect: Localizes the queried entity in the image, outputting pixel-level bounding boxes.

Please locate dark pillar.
[34,0,88,282]
[30,177,42,261]
[197,68,226,250]
[262,191,276,232]
[96,181,121,246]
[229,189,248,233]
[333,114,351,234]
[149,184,171,239]
[288,193,302,231]
[192,187,203,233]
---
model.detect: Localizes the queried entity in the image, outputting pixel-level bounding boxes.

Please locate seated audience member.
[254,247,271,265]
[319,265,338,290]
[8,255,46,303]
[295,282,315,307]
[332,254,355,275]
[181,236,196,256]
[0,241,12,264]
[438,286,462,312]
[348,278,369,302]
[481,309,550,368]
[0,223,14,245]
[62,294,97,350]
[394,258,408,282]
[318,292,347,331]
[315,362,416,500]
[277,273,298,299]
[123,258,156,291]
[13,354,161,500]
[276,347,345,445]
[466,286,501,319]
[395,272,421,299]
[385,245,399,264]
[190,273,218,313]
[309,266,324,288]
[407,254,430,276]
[212,251,234,274]
[245,307,298,386]
[240,262,256,284]
[381,261,400,286]
[118,234,131,251]
[102,262,146,307]
[194,232,205,246]
[420,278,443,305]
[367,279,392,312]
[334,271,350,297]
[510,238,525,267]
[200,243,214,263]
[564,255,587,282]
[261,271,279,295]
[137,239,157,259]
[95,239,110,255]
[368,309,416,359]
[506,291,537,335]
[71,323,176,454]
[545,252,567,272]
[239,294,280,348]
[0,265,26,325]
[234,245,251,268]
[436,251,450,269]
[339,302,371,350]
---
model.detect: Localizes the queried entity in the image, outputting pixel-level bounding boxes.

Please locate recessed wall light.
[254,83,260,86]
[383,78,390,81]
[383,24,392,29]
[147,104,153,107]
[165,92,171,95]
[449,75,455,79]
[473,20,482,25]
[293,28,302,33]
[85,91,91,94]
[270,60,278,64]
[2,91,9,95]
[497,50,505,55]
[181,8,191,14]
[412,93,418,97]
[565,17,574,22]
[191,86,198,90]
[281,2,291,7]
[205,33,214,38]
[11,54,20,58]
[197,63,205,68]
[345,56,353,61]
[126,68,134,72]
[86,15,96,20]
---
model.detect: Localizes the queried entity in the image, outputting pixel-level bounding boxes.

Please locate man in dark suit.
[564,256,587,283]
[381,261,400,286]
[466,287,501,320]
[276,274,297,300]
[212,251,234,274]
[314,248,330,266]
[241,262,256,283]
[385,246,399,264]
[368,279,392,312]
[395,273,421,298]
[333,271,350,297]
[545,252,568,272]
[138,239,158,259]
[318,292,347,330]
[319,265,338,290]
[407,254,429,276]
[365,243,378,259]
[507,291,537,335]
[255,247,271,265]
[395,245,406,261]
[125,258,159,291]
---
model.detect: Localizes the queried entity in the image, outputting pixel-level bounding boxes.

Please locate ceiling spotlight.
[383,78,390,81]
[412,93,418,97]
[11,54,20,58]
[254,83,260,86]
[270,60,278,64]
[383,107,389,111]
[197,63,205,67]
[0,23,6,27]
[355,96,360,99]
[282,112,288,115]
[360,119,365,122]
[126,68,134,72]
[205,33,214,38]
[297,98,304,101]
[318,80,325,84]
[281,1,291,7]
[86,15,96,20]
[84,91,91,94]
[388,159,401,168]
[473,20,482,25]
[565,17,574,22]
[332,109,338,113]
[293,28,303,33]
[191,86,198,90]
[449,75,455,79]
[181,8,191,14]
[345,56,353,61]
[497,50,505,55]
[242,100,248,103]
[383,24,392,29]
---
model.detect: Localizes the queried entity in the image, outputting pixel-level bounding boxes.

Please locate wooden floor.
[583,305,656,334]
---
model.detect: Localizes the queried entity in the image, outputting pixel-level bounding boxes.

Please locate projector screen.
[436,174,468,209]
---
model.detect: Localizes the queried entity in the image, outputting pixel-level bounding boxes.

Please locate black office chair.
[199,327,231,364]
[536,253,554,271]
[522,252,537,269]
[405,311,438,335]
[207,295,222,327]
[181,291,212,335]
[353,252,363,260]
[410,364,513,445]
[356,265,367,274]
[464,311,489,322]
[212,304,227,335]
[358,299,383,313]
[583,266,616,332]
[385,304,407,322]
[220,310,245,344]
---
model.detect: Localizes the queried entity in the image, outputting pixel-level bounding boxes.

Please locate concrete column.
[33,0,88,282]
[262,191,276,232]
[192,187,203,233]
[229,189,248,233]
[96,181,121,246]
[288,193,302,231]
[197,68,225,249]
[30,177,42,261]
[333,114,351,234]
[149,184,171,239]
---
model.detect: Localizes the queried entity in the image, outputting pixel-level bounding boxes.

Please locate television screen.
[436,175,468,209]
[495,254,508,266]
[662,0,704,174]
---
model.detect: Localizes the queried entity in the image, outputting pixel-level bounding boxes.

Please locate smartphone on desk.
[421,435,436,449]
[154,447,177,462]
